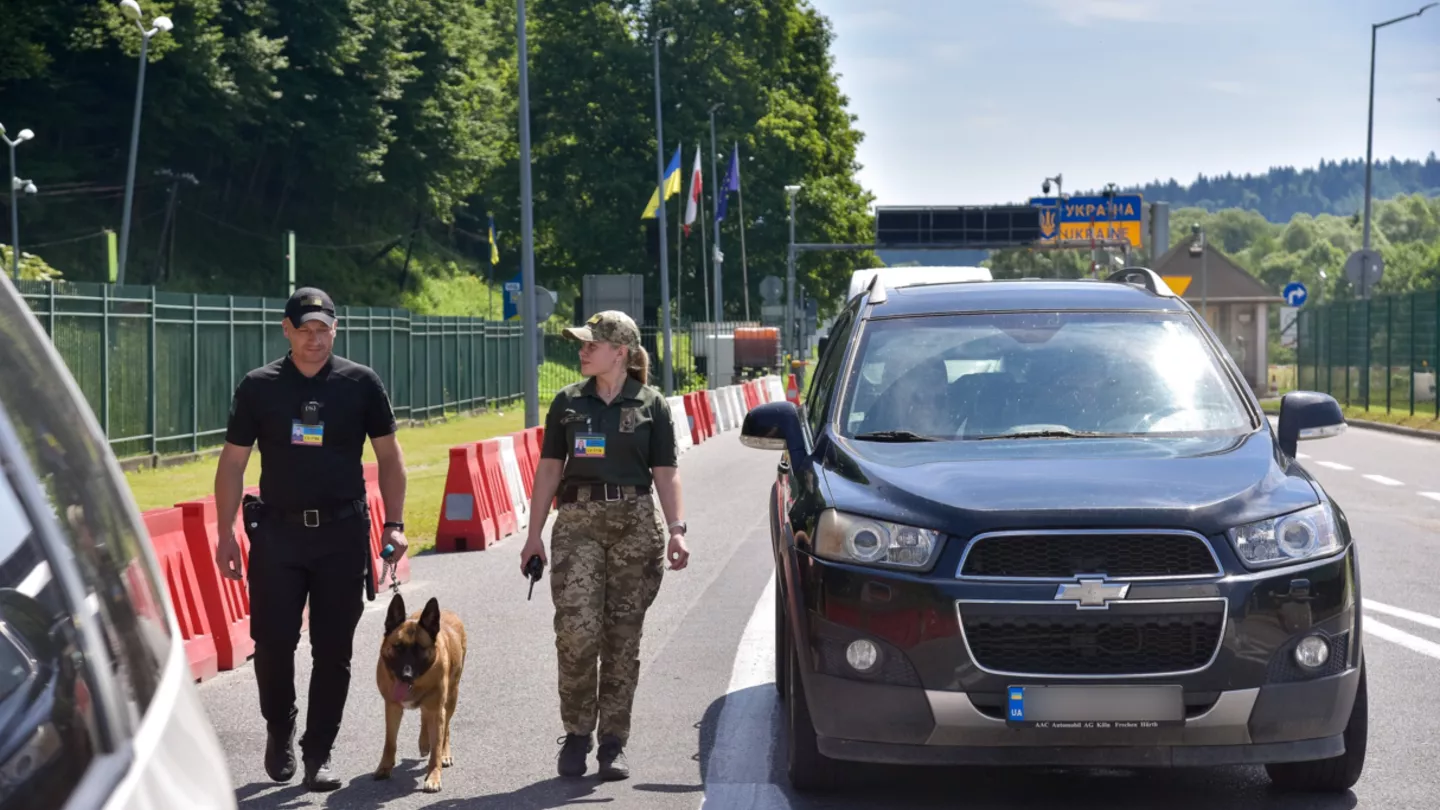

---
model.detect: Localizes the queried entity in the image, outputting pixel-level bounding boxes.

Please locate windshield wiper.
[972,428,1111,440]
[853,430,938,442]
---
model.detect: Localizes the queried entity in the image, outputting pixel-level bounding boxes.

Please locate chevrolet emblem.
[1054,579,1130,609]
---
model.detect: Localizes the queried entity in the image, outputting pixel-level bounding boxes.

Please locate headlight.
[1227,503,1343,568]
[816,510,941,569]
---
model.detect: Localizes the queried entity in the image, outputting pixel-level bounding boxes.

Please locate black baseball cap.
[285,287,336,327]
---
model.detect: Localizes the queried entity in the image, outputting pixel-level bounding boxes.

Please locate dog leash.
[381,544,402,595]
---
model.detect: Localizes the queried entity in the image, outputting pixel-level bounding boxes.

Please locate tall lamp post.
[1361,3,1435,300]
[517,0,540,426]
[2,124,36,280]
[784,184,801,359]
[652,26,676,395]
[116,0,174,286]
[1042,173,1063,278]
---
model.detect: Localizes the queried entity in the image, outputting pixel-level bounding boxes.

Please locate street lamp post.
[1042,174,1063,278]
[2,124,36,280]
[652,26,676,395]
[517,0,540,427]
[1193,223,1208,324]
[708,102,723,389]
[1361,3,1436,300]
[116,0,174,287]
[784,185,801,359]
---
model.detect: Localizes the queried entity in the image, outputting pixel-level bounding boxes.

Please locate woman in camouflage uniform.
[521,310,690,781]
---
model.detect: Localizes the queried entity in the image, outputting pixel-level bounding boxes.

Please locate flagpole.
[652,26,675,395]
[676,170,683,323]
[736,144,751,322]
[699,145,711,372]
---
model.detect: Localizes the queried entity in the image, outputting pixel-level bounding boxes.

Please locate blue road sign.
[503,272,522,320]
[1028,194,1144,247]
[1283,282,1308,308]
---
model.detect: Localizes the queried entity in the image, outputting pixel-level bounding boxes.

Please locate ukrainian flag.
[488,213,500,265]
[641,145,683,219]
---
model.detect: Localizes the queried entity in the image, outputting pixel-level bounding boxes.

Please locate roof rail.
[867,272,888,304]
[1105,266,1176,297]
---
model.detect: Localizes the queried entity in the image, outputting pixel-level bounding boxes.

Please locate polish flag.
[683,145,703,237]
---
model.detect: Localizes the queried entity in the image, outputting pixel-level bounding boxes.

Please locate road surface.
[202,422,1440,810]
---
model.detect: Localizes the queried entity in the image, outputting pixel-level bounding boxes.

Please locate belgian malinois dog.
[374,594,467,792]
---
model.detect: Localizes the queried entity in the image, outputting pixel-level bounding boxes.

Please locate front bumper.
[806,667,1357,767]
[789,544,1362,766]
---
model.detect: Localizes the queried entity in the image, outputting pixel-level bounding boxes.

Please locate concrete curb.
[1341,417,1440,443]
[1260,404,1440,443]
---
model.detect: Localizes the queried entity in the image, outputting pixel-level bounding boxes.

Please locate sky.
[812,0,1440,207]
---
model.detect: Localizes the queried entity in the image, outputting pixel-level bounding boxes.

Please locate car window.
[0,451,104,810]
[839,310,1254,440]
[805,308,856,437]
[0,286,172,733]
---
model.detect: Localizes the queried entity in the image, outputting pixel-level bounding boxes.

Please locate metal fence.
[1295,288,1440,417]
[18,280,528,461]
[17,280,781,461]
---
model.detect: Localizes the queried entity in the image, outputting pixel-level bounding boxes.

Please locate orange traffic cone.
[786,374,800,404]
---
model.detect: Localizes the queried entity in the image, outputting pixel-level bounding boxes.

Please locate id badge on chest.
[292,400,324,446]
[573,433,606,458]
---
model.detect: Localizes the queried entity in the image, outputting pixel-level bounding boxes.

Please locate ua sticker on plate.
[291,420,324,446]
[574,433,606,458]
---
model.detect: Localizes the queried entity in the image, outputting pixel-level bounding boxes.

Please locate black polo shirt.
[224,352,397,510]
[540,376,678,488]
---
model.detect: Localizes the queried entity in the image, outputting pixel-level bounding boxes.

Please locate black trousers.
[247,513,371,764]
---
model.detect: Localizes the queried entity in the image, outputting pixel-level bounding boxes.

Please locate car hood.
[819,428,1318,536]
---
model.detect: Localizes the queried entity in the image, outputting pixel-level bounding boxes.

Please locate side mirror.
[740,401,805,455]
[1276,391,1345,459]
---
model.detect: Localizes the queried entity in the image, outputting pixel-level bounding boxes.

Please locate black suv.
[741,269,1363,794]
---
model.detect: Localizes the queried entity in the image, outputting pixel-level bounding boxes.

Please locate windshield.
[838,311,1254,440]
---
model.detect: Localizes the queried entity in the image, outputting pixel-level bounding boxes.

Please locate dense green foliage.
[1,0,876,320]
[1072,155,1440,223]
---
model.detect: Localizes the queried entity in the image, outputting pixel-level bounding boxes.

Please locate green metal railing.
[1295,289,1440,417]
[18,280,525,460]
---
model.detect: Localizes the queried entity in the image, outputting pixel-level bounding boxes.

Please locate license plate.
[1006,685,1184,729]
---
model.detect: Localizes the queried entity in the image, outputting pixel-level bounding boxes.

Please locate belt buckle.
[603,484,622,502]
[303,509,320,528]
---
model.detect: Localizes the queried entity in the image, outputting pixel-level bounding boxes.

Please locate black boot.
[264,726,296,782]
[597,735,629,781]
[556,734,593,778]
[302,757,342,792]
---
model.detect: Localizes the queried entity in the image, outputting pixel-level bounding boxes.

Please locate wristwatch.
[668,520,687,536]
[384,521,405,531]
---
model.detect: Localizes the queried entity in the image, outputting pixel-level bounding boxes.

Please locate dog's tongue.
[391,681,411,703]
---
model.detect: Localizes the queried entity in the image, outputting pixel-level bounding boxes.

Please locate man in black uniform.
[213,287,410,791]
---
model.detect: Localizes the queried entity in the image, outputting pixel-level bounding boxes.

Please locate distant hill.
[1077,154,1440,224]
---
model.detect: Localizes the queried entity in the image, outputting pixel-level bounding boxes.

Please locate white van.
[847,265,992,302]
[0,274,236,810]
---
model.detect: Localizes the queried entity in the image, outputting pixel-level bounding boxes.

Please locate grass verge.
[122,407,527,556]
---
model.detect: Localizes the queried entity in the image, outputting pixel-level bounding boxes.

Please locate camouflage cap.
[563,310,641,349]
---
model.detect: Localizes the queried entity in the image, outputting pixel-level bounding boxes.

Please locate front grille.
[961,604,1225,676]
[960,532,1220,579]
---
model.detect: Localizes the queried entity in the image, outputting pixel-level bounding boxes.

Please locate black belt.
[268,499,369,528]
[559,483,652,504]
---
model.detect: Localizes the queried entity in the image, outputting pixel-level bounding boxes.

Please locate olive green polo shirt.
[540,376,679,487]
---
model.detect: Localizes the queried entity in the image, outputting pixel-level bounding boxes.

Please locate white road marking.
[1315,461,1353,471]
[1420,492,1440,503]
[1364,617,1440,662]
[1296,453,1311,459]
[1364,599,1440,633]
[1362,474,1404,486]
[701,576,789,810]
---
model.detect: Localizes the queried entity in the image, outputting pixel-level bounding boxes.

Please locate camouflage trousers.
[550,491,667,745]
